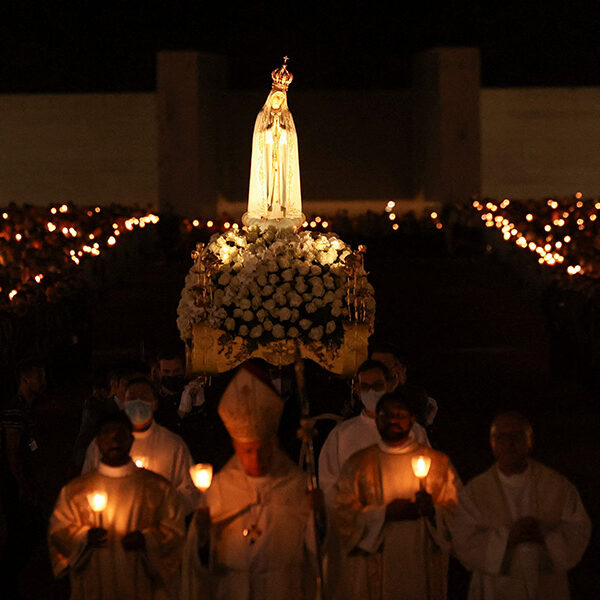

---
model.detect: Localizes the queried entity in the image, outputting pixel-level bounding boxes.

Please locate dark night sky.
[1,2,600,93]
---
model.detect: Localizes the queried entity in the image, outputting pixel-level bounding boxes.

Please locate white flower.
[251,296,262,309]
[310,265,322,275]
[288,326,299,338]
[263,319,274,331]
[256,308,267,321]
[279,307,291,321]
[268,274,279,285]
[308,326,324,341]
[323,291,335,304]
[239,325,249,336]
[250,325,263,338]
[326,321,336,334]
[278,257,291,269]
[225,317,235,331]
[290,309,300,322]
[298,263,310,275]
[264,298,276,311]
[331,305,342,317]
[274,293,286,306]
[281,269,294,281]
[288,291,302,307]
[218,272,231,285]
[266,260,278,272]
[299,319,312,330]
[295,280,308,294]
[312,285,325,298]
[323,274,335,289]
[233,308,242,318]
[257,274,268,287]
[242,310,254,322]
[306,302,317,314]
[272,324,285,338]
[239,298,251,310]
[262,285,274,297]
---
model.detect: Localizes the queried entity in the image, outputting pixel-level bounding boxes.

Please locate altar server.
[452,411,591,600]
[82,377,199,515]
[332,391,460,600]
[318,359,430,505]
[49,412,185,599]
[182,361,319,600]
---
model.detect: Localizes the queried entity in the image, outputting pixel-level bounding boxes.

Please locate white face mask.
[360,390,386,413]
[124,399,154,426]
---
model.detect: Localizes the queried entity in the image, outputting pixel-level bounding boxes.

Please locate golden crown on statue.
[271,56,293,91]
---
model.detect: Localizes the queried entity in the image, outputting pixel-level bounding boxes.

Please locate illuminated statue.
[243,58,305,228]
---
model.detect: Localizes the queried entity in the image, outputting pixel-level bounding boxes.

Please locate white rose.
[311,265,322,275]
[256,308,267,322]
[323,274,335,289]
[288,327,299,338]
[331,305,342,317]
[263,319,274,331]
[288,292,302,307]
[279,307,291,321]
[306,302,317,314]
[225,317,235,331]
[242,310,254,322]
[290,309,300,322]
[281,269,294,281]
[280,282,292,293]
[272,324,285,339]
[274,293,286,306]
[262,285,274,296]
[308,326,324,341]
[239,325,249,336]
[312,285,324,298]
[296,281,308,294]
[313,298,324,308]
[268,273,279,285]
[298,263,310,275]
[250,325,263,338]
[240,298,251,309]
[218,273,231,285]
[278,257,291,269]
[251,296,262,309]
[267,260,278,272]
[264,298,276,311]
[299,319,312,330]
[323,291,335,304]
[302,293,313,302]
[257,274,268,287]
[233,308,243,318]
[326,321,336,334]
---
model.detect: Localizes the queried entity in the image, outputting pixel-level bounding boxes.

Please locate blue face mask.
[124,399,154,426]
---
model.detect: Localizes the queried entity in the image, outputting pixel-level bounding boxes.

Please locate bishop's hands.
[508,516,544,546]
[385,491,435,522]
[87,527,108,548]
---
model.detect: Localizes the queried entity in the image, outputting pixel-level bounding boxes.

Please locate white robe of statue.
[452,460,591,600]
[181,448,317,600]
[332,441,460,600]
[318,411,431,505]
[82,420,199,515]
[243,89,304,228]
[48,460,186,600]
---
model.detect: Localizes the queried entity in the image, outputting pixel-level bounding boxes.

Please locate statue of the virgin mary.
[242,58,305,229]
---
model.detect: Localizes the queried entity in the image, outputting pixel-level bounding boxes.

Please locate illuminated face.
[270,92,285,111]
[372,352,407,387]
[490,416,532,472]
[376,400,415,444]
[233,438,274,477]
[97,421,134,466]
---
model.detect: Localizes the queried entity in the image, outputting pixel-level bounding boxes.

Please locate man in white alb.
[452,411,591,600]
[82,377,199,515]
[332,392,460,600]
[49,412,185,599]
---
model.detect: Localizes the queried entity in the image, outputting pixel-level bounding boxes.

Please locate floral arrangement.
[177,225,375,353]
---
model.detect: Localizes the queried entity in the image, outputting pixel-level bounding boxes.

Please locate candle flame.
[134,456,148,469]
[87,491,108,512]
[189,463,213,492]
[411,455,432,479]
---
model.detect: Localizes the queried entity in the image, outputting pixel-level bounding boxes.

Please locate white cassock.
[82,420,199,515]
[182,448,317,600]
[48,460,185,600]
[332,440,460,600]
[318,411,431,505]
[452,460,591,600]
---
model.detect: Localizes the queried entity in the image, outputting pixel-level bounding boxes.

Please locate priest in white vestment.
[452,411,591,600]
[82,377,199,515]
[319,359,431,505]
[49,412,185,600]
[332,391,460,600]
[182,362,319,600]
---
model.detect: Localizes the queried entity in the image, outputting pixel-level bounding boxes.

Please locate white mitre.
[218,363,283,442]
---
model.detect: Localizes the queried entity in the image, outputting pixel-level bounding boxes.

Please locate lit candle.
[189,463,213,493]
[87,491,108,528]
[133,456,148,469]
[411,455,432,490]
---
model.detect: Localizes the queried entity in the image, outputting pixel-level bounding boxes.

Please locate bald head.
[490,411,533,475]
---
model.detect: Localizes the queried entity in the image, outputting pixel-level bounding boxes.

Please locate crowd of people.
[0,343,591,600]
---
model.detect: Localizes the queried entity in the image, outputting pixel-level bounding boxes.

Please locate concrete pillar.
[157,51,227,217]
[412,47,481,203]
